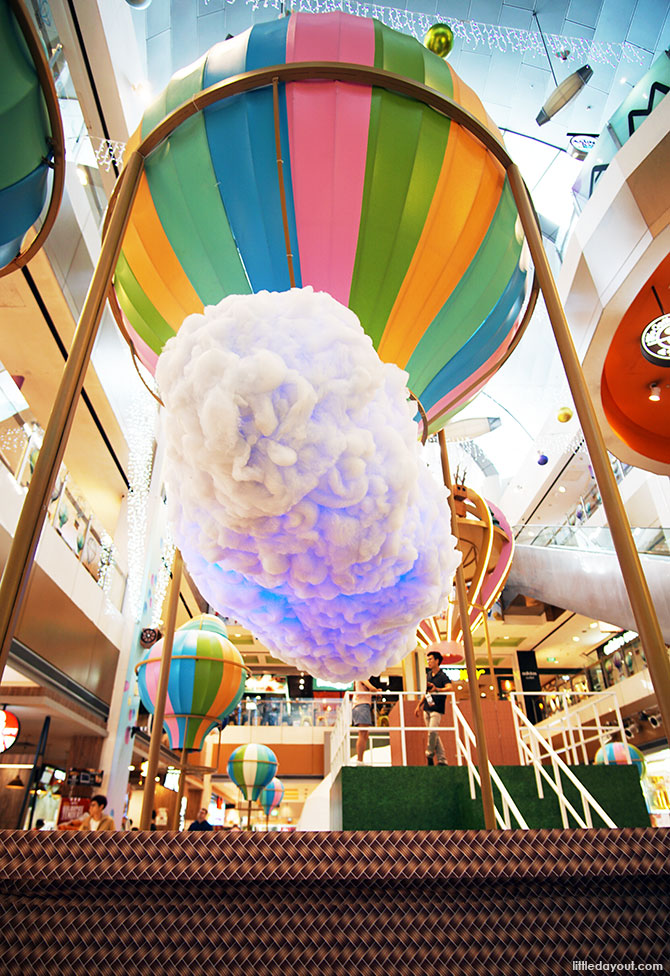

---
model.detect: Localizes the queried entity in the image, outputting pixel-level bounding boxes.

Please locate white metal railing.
[508,697,617,828]
[452,701,528,830]
[510,691,629,768]
[329,691,528,830]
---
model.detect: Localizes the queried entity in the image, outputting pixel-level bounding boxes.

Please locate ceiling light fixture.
[5,772,25,790]
[648,383,661,402]
[558,485,567,493]
[533,12,592,126]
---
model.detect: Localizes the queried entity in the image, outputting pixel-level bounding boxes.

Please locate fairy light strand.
[241,0,647,67]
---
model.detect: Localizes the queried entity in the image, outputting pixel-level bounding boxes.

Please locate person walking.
[415,651,450,765]
[352,678,378,764]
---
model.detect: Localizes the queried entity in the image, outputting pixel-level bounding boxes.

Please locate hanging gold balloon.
[557,407,574,423]
[424,23,454,59]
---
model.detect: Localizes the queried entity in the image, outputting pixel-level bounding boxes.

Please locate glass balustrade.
[513,523,670,557]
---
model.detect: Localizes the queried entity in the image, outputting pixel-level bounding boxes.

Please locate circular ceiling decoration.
[640,313,670,369]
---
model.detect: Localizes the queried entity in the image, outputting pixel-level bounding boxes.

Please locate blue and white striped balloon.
[227,743,278,801]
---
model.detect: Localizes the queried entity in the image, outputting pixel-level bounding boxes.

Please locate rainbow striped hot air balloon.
[0,0,62,272]
[136,619,246,751]
[112,11,532,431]
[227,743,278,802]
[259,777,284,819]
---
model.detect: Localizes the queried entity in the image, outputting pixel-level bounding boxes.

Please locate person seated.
[78,794,115,831]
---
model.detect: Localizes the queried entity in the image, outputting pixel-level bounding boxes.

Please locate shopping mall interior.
[0,0,669,971]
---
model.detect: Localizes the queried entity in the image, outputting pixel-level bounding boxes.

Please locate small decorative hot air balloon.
[179,612,229,639]
[0,0,64,273]
[111,11,533,429]
[136,624,247,751]
[259,776,284,826]
[594,742,646,779]
[227,743,278,802]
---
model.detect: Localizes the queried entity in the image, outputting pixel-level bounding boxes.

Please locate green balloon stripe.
[140,57,250,307]
[407,182,521,391]
[349,20,452,349]
[114,250,175,350]
[0,3,50,188]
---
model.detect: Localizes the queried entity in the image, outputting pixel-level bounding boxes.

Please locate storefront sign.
[641,314,670,368]
[0,709,20,753]
[601,630,637,655]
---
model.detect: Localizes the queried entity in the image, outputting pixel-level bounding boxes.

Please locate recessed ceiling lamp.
[558,485,567,493]
[533,12,592,126]
[648,383,661,402]
[572,636,580,642]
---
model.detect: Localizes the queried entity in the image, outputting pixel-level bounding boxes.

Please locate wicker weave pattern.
[0,829,667,975]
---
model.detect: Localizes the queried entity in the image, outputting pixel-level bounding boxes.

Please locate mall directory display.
[111,11,531,430]
[136,616,247,750]
[227,743,278,802]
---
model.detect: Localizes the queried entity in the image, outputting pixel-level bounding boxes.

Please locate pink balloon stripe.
[286,12,374,305]
[120,307,160,374]
[426,321,518,423]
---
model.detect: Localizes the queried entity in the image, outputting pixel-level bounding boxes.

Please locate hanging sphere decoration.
[424,23,455,58]
[537,453,549,465]
[557,407,574,423]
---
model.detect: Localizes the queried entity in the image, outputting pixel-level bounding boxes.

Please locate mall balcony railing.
[0,409,126,611]
[513,523,670,558]
[329,691,529,830]
[225,697,346,728]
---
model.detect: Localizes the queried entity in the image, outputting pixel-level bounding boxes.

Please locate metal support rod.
[438,430,497,829]
[17,715,50,829]
[507,162,670,743]
[140,549,183,829]
[0,150,145,685]
[172,741,189,830]
[247,799,252,832]
[478,605,499,700]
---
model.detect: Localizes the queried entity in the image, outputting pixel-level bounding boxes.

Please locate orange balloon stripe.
[123,172,203,328]
[207,647,245,716]
[379,125,504,367]
[448,63,503,140]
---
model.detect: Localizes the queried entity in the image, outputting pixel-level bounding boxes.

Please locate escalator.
[507,524,670,642]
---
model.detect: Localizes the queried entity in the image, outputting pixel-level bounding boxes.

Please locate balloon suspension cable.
[272,76,296,288]
[408,390,428,445]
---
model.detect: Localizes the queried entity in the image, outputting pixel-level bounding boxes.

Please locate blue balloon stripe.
[419,263,528,410]
[203,18,301,293]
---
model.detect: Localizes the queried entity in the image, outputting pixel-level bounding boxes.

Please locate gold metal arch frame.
[0,59,667,830]
[0,0,66,278]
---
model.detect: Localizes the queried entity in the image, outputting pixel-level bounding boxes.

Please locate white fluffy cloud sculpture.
[156,287,460,682]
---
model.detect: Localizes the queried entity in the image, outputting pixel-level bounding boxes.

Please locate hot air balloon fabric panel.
[136,628,246,751]
[0,0,52,266]
[285,13,375,306]
[113,11,529,433]
[227,743,278,801]
[259,777,284,816]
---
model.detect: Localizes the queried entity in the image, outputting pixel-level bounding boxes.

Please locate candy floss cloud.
[156,288,460,682]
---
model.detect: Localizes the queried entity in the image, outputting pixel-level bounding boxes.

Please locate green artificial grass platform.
[335,763,650,830]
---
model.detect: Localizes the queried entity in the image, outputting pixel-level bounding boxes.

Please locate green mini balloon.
[424,23,454,59]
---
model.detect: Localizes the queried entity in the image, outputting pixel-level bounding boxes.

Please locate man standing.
[415,650,450,765]
[188,807,213,831]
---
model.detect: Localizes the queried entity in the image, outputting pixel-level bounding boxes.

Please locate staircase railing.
[329,691,528,830]
[508,698,617,828]
[452,701,529,830]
